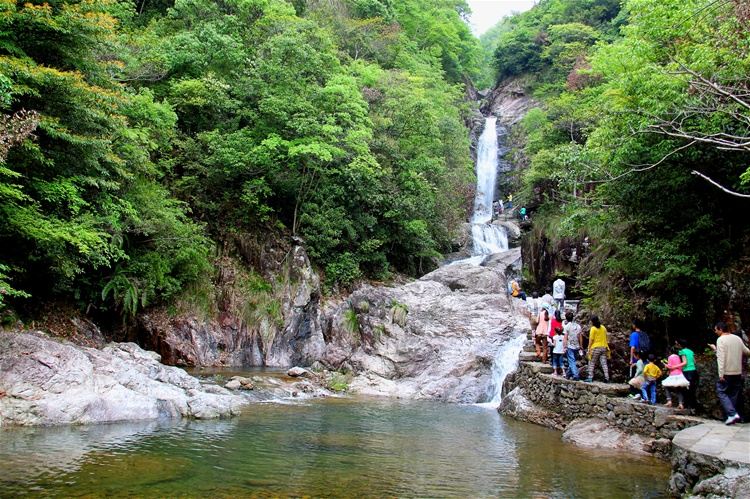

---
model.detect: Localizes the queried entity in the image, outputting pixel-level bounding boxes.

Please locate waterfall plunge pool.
[1,396,669,497]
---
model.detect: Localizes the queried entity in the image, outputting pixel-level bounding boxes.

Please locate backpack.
[638,330,651,354]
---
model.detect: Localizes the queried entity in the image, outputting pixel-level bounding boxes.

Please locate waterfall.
[477,333,526,408]
[469,117,508,260]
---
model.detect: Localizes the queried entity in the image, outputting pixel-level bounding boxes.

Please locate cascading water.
[470,117,508,259]
[477,333,527,408]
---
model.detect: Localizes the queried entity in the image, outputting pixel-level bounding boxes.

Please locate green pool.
[0,396,669,497]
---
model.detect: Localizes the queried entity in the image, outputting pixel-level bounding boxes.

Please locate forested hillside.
[487,0,750,341]
[0,0,481,321]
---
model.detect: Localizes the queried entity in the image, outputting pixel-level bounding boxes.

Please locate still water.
[1,397,669,497]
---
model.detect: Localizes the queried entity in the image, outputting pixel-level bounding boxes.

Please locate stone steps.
[519,360,554,374]
[518,351,540,362]
[522,341,536,353]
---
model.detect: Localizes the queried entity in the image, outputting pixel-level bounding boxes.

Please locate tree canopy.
[0,0,480,318]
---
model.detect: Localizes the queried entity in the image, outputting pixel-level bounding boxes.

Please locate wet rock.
[0,331,245,426]
[287,367,308,377]
[561,418,651,456]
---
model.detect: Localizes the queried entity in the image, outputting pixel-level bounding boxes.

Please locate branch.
[691,170,750,198]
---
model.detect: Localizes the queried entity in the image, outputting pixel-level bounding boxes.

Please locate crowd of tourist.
[512,276,750,426]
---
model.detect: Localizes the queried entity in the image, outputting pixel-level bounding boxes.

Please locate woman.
[535,308,550,363]
[586,315,610,383]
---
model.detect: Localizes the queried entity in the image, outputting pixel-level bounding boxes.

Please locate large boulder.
[322,249,528,403]
[0,332,245,426]
[498,387,566,430]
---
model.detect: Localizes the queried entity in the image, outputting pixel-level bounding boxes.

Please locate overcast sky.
[466,0,537,35]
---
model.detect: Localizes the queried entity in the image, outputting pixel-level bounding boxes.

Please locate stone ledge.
[673,423,750,465]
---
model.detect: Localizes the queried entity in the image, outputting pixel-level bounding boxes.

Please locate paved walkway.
[673,422,750,465]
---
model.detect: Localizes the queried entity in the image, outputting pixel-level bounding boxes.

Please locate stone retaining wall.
[506,360,704,440]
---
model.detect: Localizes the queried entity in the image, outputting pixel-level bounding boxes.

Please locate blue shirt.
[629,331,640,349]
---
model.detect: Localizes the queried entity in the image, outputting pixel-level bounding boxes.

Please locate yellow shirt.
[588,325,609,350]
[643,363,662,380]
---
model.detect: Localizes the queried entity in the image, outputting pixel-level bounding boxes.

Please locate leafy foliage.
[0,0,479,318]
[495,0,750,336]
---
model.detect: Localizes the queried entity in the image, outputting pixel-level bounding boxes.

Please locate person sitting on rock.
[585,315,610,383]
[641,354,662,405]
[535,308,550,363]
[662,352,690,410]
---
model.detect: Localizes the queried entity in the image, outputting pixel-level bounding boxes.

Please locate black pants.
[716,375,744,419]
[683,370,699,409]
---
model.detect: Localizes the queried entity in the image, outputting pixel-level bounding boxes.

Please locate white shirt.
[527,298,540,317]
[553,279,566,299]
[553,334,565,354]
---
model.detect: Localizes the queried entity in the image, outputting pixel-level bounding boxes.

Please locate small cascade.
[477,333,526,408]
[468,116,508,262]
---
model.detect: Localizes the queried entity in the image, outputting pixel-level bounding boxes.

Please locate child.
[662,353,690,409]
[641,354,662,405]
[551,326,565,375]
[628,350,644,399]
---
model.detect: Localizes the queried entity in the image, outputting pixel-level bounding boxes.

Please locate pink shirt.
[666,354,683,375]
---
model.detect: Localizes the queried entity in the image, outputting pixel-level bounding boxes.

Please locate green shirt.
[679,347,696,372]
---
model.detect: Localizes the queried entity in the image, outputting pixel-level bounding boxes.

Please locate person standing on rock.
[585,315,610,383]
[562,311,582,380]
[535,308,550,363]
[713,321,750,425]
[527,292,540,336]
[629,320,650,377]
[552,277,565,310]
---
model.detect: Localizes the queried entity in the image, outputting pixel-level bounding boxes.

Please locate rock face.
[0,332,245,426]
[480,79,533,126]
[321,250,527,403]
[137,244,325,368]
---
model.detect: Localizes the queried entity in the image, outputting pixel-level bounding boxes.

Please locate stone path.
[673,422,750,465]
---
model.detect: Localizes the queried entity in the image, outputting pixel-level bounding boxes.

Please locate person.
[551,326,565,375]
[509,279,527,301]
[552,277,565,310]
[563,311,582,380]
[535,308,550,363]
[628,320,649,376]
[527,292,540,335]
[519,206,527,221]
[675,338,699,409]
[641,354,662,405]
[507,193,513,209]
[628,350,644,399]
[585,315,610,383]
[713,321,750,425]
[662,353,690,410]
[548,309,563,363]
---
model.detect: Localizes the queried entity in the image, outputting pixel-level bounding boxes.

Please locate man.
[714,321,750,425]
[552,277,565,310]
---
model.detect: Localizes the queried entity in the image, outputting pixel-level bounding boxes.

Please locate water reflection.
[0,397,668,497]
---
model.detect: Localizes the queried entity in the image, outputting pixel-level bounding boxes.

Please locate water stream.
[470,116,508,258]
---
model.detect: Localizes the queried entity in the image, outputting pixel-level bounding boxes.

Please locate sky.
[466,0,537,35]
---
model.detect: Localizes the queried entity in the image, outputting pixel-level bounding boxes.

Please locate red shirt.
[549,318,563,337]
